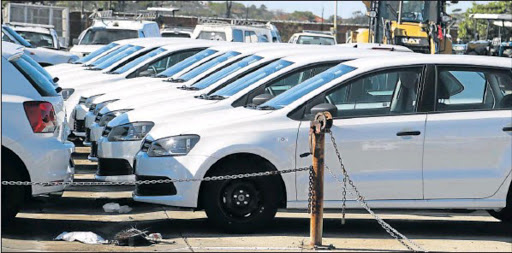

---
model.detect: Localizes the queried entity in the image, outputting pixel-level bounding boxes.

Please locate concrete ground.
[2,144,511,252]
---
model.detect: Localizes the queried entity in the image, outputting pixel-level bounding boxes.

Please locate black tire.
[201,161,282,233]
[488,185,512,223]
[1,159,26,225]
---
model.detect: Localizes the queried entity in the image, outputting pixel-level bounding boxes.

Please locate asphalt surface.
[1,143,511,252]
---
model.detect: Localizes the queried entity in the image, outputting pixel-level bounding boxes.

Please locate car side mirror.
[252,93,274,106]
[53,77,59,83]
[311,103,338,117]
[55,86,63,93]
[72,38,79,45]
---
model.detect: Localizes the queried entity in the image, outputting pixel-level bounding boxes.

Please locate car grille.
[135,175,177,196]
[90,141,98,157]
[97,158,133,176]
[74,119,86,132]
[102,126,112,137]
[141,139,153,152]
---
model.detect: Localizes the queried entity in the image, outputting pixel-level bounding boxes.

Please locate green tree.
[458,1,512,41]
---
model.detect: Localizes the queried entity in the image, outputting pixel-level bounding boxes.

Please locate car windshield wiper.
[87,67,102,71]
[206,95,226,100]
[156,74,168,78]
[256,105,277,110]
[165,78,186,83]
[244,104,258,109]
[177,85,199,91]
[195,94,209,99]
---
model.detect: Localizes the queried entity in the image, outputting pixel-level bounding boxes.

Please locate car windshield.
[76,42,118,64]
[157,49,217,78]
[80,29,138,45]
[260,64,357,109]
[16,31,54,48]
[11,56,58,96]
[197,31,227,41]
[176,51,241,82]
[211,59,294,97]
[162,32,191,38]
[297,35,335,45]
[93,45,143,70]
[2,26,32,47]
[192,55,263,90]
[88,44,132,66]
[112,47,167,74]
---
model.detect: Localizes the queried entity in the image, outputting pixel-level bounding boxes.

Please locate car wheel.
[201,163,282,233]
[1,160,26,225]
[488,208,512,223]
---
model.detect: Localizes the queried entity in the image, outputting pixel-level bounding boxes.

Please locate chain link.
[307,168,315,214]
[1,166,312,187]
[326,130,427,252]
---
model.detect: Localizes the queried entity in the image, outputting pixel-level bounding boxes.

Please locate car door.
[423,66,512,199]
[296,66,427,204]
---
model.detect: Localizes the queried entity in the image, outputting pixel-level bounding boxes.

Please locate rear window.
[21,54,54,83]
[11,56,58,96]
[297,35,335,45]
[198,31,226,41]
[162,32,191,38]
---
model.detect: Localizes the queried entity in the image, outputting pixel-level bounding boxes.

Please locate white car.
[2,42,74,222]
[2,25,79,66]
[132,54,512,232]
[288,30,337,45]
[193,18,281,43]
[9,23,63,50]
[70,17,161,57]
[95,49,408,181]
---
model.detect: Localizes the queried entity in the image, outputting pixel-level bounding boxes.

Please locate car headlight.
[61,88,75,101]
[84,94,105,108]
[107,122,154,142]
[93,99,119,114]
[147,135,200,157]
[98,109,132,126]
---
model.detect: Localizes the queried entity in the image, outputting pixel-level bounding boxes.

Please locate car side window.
[314,67,423,119]
[130,50,200,78]
[232,29,243,42]
[435,67,512,111]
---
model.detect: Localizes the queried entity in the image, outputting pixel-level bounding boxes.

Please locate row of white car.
[3,37,511,232]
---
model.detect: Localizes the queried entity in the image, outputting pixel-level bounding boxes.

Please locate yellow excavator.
[347,1,456,54]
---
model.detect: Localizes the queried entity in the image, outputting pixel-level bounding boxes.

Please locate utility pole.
[333,1,338,39]
[321,6,324,31]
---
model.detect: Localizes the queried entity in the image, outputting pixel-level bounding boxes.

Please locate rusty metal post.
[309,112,333,248]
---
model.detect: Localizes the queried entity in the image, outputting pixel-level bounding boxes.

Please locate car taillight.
[23,101,57,133]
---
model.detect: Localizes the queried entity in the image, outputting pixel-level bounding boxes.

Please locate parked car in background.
[161,27,193,38]
[288,30,337,45]
[8,22,64,50]
[2,25,79,66]
[192,18,281,43]
[1,42,74,223]
[133,54,512,232]
[70,11,161,57]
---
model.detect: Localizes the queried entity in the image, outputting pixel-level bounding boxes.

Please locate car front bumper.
[71,104,88,136]
[132,151,213,208]
[95,136,142,181]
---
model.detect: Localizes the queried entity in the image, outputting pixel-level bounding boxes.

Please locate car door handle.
[396,131,421,136]
[503,127,512,132]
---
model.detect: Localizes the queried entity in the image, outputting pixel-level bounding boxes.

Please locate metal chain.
[307,168,316,214]
[1,166,312,187]
[326,130,427,252]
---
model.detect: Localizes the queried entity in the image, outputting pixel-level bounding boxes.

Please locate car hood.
[100,87,202,112]
[107,96,220,127]
[57,71,120,88]
[90,78,178,103]
[28,47,77,57]
[146,107,274,140]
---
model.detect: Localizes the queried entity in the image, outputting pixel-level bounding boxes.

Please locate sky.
[230,1,491,19]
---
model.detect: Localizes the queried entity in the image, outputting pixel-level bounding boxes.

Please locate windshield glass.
[76,42,118,64]
[88,44,131,66]
[11,56,58,96]
[198,31,226,41]
[297,35,335,45]
[261,64,357,109]
[212,59,293,97]
[158,49,217,78]
[401,1,438,23]
[177,51,241,81]
[80,29,138,45]
[15,31,54,48]
[112,47,166,74]
[2,26,31,47]
[93,45,143,70]
[192,55,263,90]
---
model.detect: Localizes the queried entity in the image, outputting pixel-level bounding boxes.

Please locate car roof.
[90,19,156,30]
[252,46,357,59]
[337,43,413,52]
[159,40,223,50]
[280,48,411,63]
[344,54,512,70]
[1,41,24,59]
